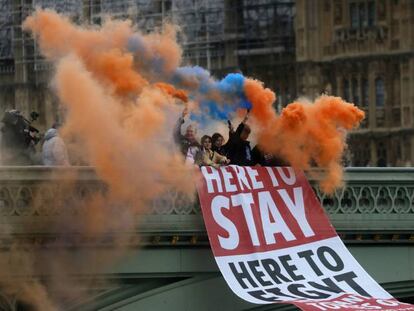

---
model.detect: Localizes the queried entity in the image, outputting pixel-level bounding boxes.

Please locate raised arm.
[173,116,185,144]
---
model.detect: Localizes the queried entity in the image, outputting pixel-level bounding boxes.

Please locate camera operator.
[1,110,41,165]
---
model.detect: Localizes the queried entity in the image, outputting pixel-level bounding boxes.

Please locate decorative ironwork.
[0,167,412,217]
[314,184,414,215]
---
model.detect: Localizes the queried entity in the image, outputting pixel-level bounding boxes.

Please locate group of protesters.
[1,107,287,168]
[174,109,286,169]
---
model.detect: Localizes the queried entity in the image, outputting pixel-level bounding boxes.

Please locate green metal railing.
[0,166,413,240]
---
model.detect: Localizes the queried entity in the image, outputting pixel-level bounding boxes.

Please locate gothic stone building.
[1,0,413,167]
[295,0,414,167]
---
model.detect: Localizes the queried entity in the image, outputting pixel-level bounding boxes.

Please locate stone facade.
[1,0,412,166]
[295,0,414,166]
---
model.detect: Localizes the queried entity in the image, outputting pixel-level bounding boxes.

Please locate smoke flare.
[23,8,366,195]
[16,7,366,309]
[245,79,365,193]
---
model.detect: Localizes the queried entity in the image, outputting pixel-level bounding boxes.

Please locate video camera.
[1,109,41,149]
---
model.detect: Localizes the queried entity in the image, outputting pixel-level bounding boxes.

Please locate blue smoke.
[127,35,166,75]
[240,97,252,110]
[173,66,212,92]
[127,34,147,55]
[127,34,252,123]
[217,73,252,113]
[173,69,252,122]
[217,73,244,97]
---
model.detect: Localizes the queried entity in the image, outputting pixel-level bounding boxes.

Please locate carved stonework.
[295,0,414,166]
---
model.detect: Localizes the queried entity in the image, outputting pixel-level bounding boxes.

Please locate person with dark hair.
[226,113,255,166]
[211,132,229,157]
[174,108,200,157]
[199,135,229,169]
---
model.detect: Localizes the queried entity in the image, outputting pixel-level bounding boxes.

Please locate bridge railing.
[0,166,413,243]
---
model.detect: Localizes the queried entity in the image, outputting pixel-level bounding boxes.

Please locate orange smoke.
[244,78,276,124]
[143,25,182,74]
[245,78,365,194]
[21,14,195,308]
[92,49,148,95]
[23,10,146,96]
[23,9,194,201]
[154,82,188,102]
[55,55,193,203]
[23,9,182,96]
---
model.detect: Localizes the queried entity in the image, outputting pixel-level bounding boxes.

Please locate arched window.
[334,1,343,25]
[359,2,367,27]
[368,1,376,26]
[361,78,369,106]
[350,3,359,28]
[375,77,385,107]
[393,74,400,106]
[343,79,350,102]
[352,78,359,104]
